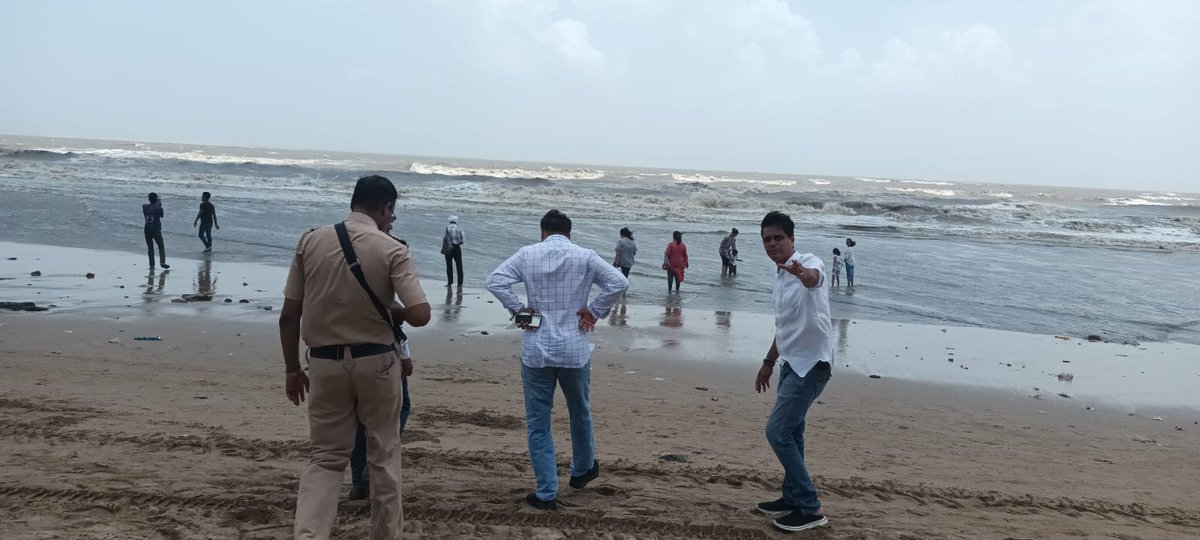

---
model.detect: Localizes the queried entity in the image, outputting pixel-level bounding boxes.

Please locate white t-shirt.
[773,251,835,376]
[842,246,855,265]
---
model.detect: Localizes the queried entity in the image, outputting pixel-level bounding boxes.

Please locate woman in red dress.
[663,231,689,293]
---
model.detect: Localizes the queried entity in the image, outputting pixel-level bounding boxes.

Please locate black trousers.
[444,244,463,285]
[144,226,166,267]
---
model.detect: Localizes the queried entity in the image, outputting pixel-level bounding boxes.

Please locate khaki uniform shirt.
[283,212,427,347]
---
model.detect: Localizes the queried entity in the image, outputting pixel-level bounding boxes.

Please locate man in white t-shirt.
[752,211,834,533]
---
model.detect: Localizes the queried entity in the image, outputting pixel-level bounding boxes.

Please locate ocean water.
[2,134,1198,345]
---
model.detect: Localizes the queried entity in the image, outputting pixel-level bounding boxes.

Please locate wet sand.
[2,242,1200,539]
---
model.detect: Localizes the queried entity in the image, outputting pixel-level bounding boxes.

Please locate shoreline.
[4,240,1199,414]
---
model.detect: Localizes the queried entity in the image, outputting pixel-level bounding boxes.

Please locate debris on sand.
[0,302,49,312]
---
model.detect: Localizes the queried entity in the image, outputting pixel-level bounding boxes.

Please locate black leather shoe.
[569,459,600,489]
[525,493,557,510]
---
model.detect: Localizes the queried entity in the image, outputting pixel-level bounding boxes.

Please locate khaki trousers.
[295,350,404,540]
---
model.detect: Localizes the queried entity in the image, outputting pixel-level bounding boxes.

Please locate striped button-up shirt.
[486,235,630,369]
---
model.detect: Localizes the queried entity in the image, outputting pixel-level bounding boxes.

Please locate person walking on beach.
[613,227,637,279]
[193,192,219,252]
[754,211,834,533]
[830,248,843,288]
[143,192,169,270]
[442,215,465,287]
[663,231,688,293]
[347,223,415,502]
[843,238,857,288]
[720,228,739,277]
[485,209,629,510]
[278,175,431,539]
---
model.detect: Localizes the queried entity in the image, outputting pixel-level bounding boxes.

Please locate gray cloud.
[0,0,1195,191]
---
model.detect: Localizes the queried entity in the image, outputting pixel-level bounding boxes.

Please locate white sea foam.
[671,173,796,187]
[1104,197,1170,206]
[51,147,358,168]
[900,179,954,186]
[409,161,605,181]
[885,187,957,197]
[1138,193,1197,203]
[856,177,891,183]
[807,178,830,185]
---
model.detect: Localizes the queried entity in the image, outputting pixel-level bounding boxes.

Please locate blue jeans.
[765,361,831,513]
[198,222,213,249]
[522,363,595,501]
[350,375,410,488]
[845,264,855,282]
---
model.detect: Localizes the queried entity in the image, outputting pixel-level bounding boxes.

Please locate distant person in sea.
[485,209,629,510]
[193,192,219,252]
[613,227,637,279]
[830,248,843,288]
[663,231,689,293]
[754,211,833,533]
[843,238,857,287]
[720,228,739,277]
[143,192,169,270]
[442,215,465,287]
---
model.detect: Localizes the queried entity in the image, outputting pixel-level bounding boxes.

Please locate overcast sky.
[2,0,1196,191]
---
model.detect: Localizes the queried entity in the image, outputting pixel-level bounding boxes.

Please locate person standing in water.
[143,192,169,270]
[830,248,843,288]
[843,238,857,288]
[193,192,219,252]
[720,228,739,277]
[663,231,688,293]
[442,215,465,287]
[613,227,637,279]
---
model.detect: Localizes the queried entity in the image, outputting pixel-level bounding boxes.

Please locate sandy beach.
[2,243,1200,539]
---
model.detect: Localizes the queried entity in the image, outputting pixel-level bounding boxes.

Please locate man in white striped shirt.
[486,209,629,510]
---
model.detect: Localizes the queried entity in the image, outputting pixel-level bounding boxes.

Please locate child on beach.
[831,248,843,288]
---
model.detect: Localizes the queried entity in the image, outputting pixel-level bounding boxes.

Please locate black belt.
[309,343,394,360]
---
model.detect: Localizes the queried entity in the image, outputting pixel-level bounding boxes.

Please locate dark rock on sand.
[30,271,42,276]
[0,302,48,312]
[659,454,688,463]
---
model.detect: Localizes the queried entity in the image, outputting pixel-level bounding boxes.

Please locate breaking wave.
[409,161,605,181]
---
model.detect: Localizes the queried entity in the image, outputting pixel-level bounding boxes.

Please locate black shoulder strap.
[334,222,407,343]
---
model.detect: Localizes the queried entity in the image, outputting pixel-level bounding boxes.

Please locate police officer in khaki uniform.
[279,175,431,540]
